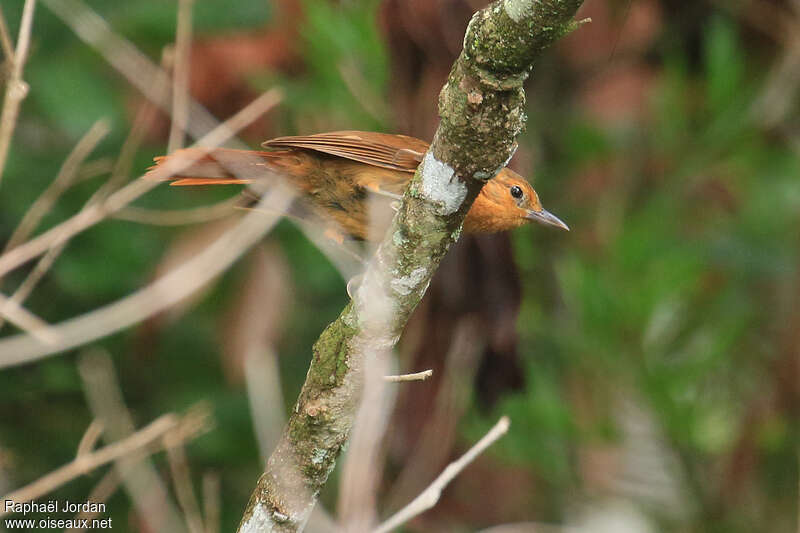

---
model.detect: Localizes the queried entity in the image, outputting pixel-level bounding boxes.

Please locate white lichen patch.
[239,503,276,533]
[310,450,326,465]
[390,267,427,296]
[310,448,327,465]
[420,151,467,215]
[504,0,534,23]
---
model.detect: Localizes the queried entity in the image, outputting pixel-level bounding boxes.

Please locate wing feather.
[262,131,427,173]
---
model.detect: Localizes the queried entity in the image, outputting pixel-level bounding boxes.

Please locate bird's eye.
[510,185,523,199]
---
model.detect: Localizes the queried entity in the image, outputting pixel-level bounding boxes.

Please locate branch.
[0,5,15,63]
[0,0,36,186]
[373,416,510,533]
[167,0,194,153]
[238,0,585,531]
[383,369,433,383]
[3,118,110,252]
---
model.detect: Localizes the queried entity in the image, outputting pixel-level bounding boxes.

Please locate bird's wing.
[262,131,427,173]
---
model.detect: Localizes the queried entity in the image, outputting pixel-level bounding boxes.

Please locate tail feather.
[145,148,288,186]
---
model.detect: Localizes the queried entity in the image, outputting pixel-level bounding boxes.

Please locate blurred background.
[1,0,800,531]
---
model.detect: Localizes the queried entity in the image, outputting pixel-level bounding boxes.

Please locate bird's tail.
[144,147,294,186]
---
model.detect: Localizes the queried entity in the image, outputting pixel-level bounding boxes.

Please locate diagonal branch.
[373,416,510,533]
[237,1,586,531]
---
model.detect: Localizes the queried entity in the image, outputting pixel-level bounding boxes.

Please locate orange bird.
[147,131,568,241]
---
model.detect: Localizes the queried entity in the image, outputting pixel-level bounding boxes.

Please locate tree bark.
[238,1,586,531]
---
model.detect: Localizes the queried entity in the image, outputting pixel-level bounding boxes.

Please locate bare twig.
[0,242,66,332]
[75,158,114,184]
[3,119,110,252]
[0,412,208,516]
[0,5,15,64]
[167,0,194,153]
[41,0,250,149]
[338,60,390,124]
[245,344,288,462]
[373,416,511,533]
[0,0,35,186]
[66,469,121,532]
[338,353,394,532]
[202,472,221,533]
[385,319,483,511]
[0,88,281,281]
[383,369,433,383]
[113,197,241,226]
[477,523,579,533]
[0,291,56,343]
[751,34,800,128]
[91,61,168,203]
[76,419,104,458]
[165,439,206,533]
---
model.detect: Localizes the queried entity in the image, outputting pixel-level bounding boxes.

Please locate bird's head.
[463,168,569,233]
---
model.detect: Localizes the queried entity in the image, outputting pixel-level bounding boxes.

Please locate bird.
[146,130,569,242]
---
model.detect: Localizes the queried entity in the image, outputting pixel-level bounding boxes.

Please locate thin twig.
[93,71,167,205]
[477,523,580,533]
[3,119,110,252]
[66,469,121,533]
[0,412,208,515]
[0,5,15,64]
[338,61,390,124]
[167,0,194,153]
[202,472,221,533]
[0,89,281,281]
[0,0,36,186]
[75,158,114,184]
[383,369,433,383]
[41,0,250,149]
[165,439,206,533]
[0,291,56,343]
[338,353,393,532]
[245,344,288,462]
[76,419,104,458]
[373,416,511,533]
[0,242,65,333]
[113,197,240,226]
[385,319,483,510]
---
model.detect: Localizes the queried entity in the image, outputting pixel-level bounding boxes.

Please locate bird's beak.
[525,209,570,231]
